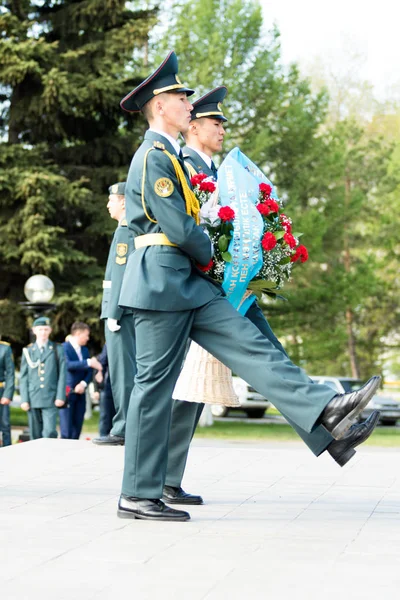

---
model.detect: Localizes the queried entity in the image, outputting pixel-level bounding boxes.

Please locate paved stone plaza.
[0,438,399,599]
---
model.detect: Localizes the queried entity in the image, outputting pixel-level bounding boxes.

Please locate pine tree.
[0,0,156,347]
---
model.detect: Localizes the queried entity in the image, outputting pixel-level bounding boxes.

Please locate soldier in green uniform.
[117,51,380,522]
[92,182,136,446]
[0,340,15,447]
[166,87,381,495]
[20,316,66,440]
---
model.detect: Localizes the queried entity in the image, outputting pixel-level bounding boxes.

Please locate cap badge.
[111,184,119,194]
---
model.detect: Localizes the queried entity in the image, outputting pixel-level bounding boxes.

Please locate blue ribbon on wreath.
[218,148,264,315]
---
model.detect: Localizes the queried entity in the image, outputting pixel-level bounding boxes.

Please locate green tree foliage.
[156,0,400,377]
[268,120,399,377]
[0,0,156,348]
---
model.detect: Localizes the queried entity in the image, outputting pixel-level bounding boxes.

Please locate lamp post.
[19,274,56,318]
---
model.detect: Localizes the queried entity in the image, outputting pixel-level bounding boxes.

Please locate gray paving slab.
[0,438,399,599]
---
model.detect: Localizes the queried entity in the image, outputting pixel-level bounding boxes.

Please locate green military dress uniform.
[20,341,66,439]
[118,130,336,499]
[101,188,136,438]
[118,52,337,500]
[0,341,15,447]
[165,143,334,488]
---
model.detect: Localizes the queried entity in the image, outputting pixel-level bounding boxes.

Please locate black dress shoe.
[117,495,190,521]
[328,410,380,467]
[320,375,381,439]
[162,485,204,505]
[92,434,125,446]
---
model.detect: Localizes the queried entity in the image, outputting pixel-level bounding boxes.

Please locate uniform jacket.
[19,342,66,408]
[101,220,135,321]
[0,342,15,400]
[119,130,220,312]
[63,341,92,390]
[182,146,214,179]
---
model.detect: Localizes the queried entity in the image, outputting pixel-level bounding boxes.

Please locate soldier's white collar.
[148,128,181,156]
[186,146,212,169]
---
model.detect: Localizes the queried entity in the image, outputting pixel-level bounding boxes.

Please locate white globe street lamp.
[19,274,57,318]
[24,275,55,304]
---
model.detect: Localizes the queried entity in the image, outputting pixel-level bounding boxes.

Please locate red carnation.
[256,203,271,216]
[191,173,208,186]
[283,232,297,248]
[291,245,309,263]
[197,259,214,272]
[261,232,277,251]
[199,180,216,193]
[218,206,235,222]
[259,183,272,197]
[265,199,279,213]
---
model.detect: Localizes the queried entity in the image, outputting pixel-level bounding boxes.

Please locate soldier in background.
[20,316,66,439]
[0,339,15,447]
[92,182,136,446]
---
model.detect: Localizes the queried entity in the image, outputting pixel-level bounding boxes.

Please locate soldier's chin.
[180,122,190,134]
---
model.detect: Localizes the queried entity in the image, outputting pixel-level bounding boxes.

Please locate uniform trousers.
[122,293,336,498]
[59,392,86,439]
[104,314,136,438]
[28,406,58,439]
[0,392,11,447]
[98,388,116,437]
[165,300,334,488]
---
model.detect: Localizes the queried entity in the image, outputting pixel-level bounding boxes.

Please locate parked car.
[211,376,271,419]
[311,376,400,426]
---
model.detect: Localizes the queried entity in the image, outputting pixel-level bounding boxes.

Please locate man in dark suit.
[117,51,380,522]
[61,322,102,439]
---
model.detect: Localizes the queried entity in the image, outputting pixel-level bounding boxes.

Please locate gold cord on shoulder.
[142,148,158,223]
[162,150,200,225]
[184,161,198,179]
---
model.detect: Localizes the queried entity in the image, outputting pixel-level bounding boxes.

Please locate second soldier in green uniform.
[92,182,136,445]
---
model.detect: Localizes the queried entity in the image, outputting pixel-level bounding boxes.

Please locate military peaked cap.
[190,86,228,122]
[120,51,195,113]
[33,316,51,327]
[108,182,126,195]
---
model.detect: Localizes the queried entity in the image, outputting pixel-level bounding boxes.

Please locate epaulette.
[120,219,128,227]
[0,340,10,345]
[153,141,165,150]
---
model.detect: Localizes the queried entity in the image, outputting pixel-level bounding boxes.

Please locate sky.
[260,0,400,99]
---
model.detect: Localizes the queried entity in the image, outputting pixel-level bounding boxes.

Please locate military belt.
[0,382,4,388]
[134,233,177,249]
[102,280,112,289]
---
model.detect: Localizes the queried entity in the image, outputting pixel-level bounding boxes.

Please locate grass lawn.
[194,420,400,446]
[10,407,400,447]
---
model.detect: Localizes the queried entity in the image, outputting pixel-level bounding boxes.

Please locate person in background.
[19,316,66,440]
[61,321,102,439]
[92,182,135,446]
[0,338,15,447]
